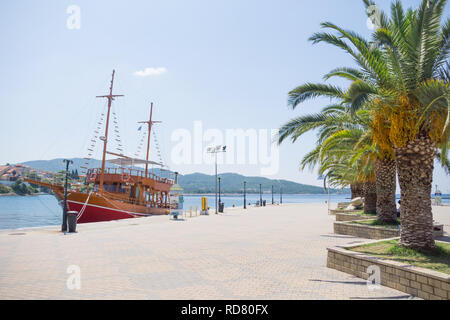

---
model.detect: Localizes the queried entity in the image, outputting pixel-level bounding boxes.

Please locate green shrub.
[11,179,30,195]
[0,184,12,194]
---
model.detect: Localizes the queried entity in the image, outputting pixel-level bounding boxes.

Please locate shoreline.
[0,192,351,197]
[183,193,350,196]
[2,202,446,234]
[0,202,304,234]
[0,192,48,197]
[0,202,306,233]
[1,194,447,232]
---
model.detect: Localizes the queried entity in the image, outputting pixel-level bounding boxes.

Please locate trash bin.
[263,200,266,206]
[219,202,224,213]
[67,211,78,233]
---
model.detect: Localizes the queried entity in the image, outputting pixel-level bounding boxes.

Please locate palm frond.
[278,113,331,144]
[323,67,365,82]
[288,83,345,109]
[346,80,379,114]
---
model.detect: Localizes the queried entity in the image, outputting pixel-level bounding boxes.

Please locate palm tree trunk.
[350,183,363,199]
[395,136,435,251]
[374,159,397,222]
[363,182,377,214]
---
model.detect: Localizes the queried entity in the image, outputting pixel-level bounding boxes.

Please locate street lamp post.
[280,185,283,204]
[214,152,217,214]
[271,185,274,205]
[243,181,247,209]
[318,175,330,214]
[218,177,222,211]
[62,159,73,232]
[327,179,331,214]
[259,184,262,206]
[207,145,226,214]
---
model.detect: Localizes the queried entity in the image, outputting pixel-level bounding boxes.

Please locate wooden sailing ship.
[25,70,175,223]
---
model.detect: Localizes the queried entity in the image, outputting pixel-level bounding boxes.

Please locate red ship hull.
[22,178,172,224]
[67,200,145,223]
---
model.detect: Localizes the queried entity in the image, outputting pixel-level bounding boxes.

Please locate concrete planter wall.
[335,213,375,222]
[334,221,400,239]
[334,221,444,240]
[337,202,351,209]
[329,209,362,216]
[327,240,450,300]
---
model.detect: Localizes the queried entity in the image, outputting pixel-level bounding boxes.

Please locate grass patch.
[350,240,450,275]
[351,219,400,229]
[341,210,376,217]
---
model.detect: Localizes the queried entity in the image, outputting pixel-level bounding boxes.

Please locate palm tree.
[362,110,398,222]
[278,100,380,214]
[280,0,448,250]
[365,0,449,250]
[308,0,449,250]
[285,19,402,220]
[305,18,401,221]
[280,74,400,218]
[319,124,378,214]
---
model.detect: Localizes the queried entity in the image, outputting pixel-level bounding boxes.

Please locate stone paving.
[0,203,448,300]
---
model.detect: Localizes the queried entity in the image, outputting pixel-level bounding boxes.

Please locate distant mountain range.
[20,158,348,194]
[22,158,113,173]
[177,172,347,194]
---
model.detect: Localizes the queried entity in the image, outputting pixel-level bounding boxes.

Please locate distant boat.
[25,70,174,223]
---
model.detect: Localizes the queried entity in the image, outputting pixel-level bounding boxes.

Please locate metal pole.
[144,102,153,178]
[259,184,262,205]
[95,70,123,194]
[218,177,221,204]
[215,152,218,214]
[328,180,331,214]
[271,185,274,204]
[207,145,225,214]
[244,181,247,209]
[62,159,72,232]
[280,185,283,204]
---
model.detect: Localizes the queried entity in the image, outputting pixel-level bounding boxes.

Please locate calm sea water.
[0,193,448,230]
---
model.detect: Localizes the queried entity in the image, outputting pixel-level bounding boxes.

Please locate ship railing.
[86,168,173,183]
[101,190,172,208]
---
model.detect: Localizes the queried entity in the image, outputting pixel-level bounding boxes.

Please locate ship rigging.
[25,70,175,223]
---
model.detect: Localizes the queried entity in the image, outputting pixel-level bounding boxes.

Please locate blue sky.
[1,0,449,191]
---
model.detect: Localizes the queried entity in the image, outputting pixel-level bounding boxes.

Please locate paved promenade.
[0,203,449,299]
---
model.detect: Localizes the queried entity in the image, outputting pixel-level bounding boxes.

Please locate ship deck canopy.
[106,151,164,167]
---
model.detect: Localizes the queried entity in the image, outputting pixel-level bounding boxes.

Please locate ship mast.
[96,70,124,194]
[138,102,161,178]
